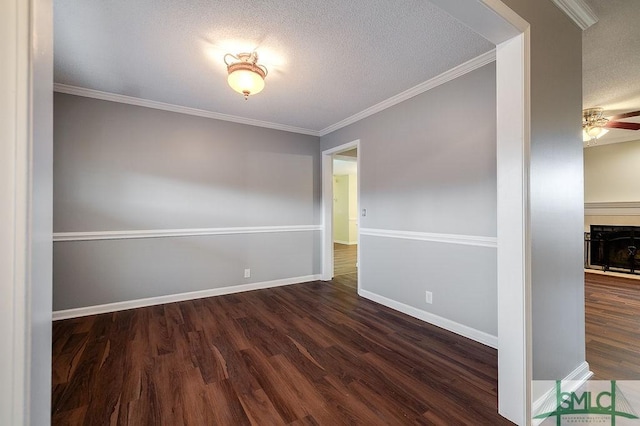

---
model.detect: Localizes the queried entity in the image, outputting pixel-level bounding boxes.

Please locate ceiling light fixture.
[224,52,268,100]
[582,107,609,145]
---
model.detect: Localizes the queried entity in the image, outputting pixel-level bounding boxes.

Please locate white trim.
[550,0,598,30]
[53,225,322,242]
[322,154,334,281]
[53,83,320,137]
[318,50,496,136]
[360,228,497,248]
[1,0,32,423]
[585,201,640,216]
[532,362,592,425]
[359,289,498,348]
[53,274,322,320]
[496,30,532,425]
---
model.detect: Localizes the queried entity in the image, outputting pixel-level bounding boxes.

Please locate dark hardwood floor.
[585,272,640,380]
[52,273,510,424]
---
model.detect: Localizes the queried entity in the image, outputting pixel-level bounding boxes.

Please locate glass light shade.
[227,69,265,97]
[582,127,608,142]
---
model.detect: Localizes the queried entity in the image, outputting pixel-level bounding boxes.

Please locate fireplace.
[588,225,639,274]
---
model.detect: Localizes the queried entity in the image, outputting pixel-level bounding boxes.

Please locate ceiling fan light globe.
[582,127,608,142]
[587,126,602,138]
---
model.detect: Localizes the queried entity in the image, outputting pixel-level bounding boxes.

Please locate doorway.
[321,140,360,292]
[332,148,358,290]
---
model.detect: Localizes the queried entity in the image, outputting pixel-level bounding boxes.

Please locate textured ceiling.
[54,0,494,134]
[583,0,640,145]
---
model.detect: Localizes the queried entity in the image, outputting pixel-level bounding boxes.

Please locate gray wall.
[503,0,585,380]
[32,0,54,422]
[53,93,321,310]
[322,63,498,337]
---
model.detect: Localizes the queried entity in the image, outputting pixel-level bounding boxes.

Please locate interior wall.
[502,0,586,381]
[53,93,321,311]
[584,140,640,230]
[333,175,350,243]
[332,174,358,245]
[348,174,358,243]
[31,0,54,422]
[321,63,498,340]
[585,140,640,203]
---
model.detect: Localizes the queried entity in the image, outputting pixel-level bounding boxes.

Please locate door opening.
[321,140,360,293]
[332,148,358,290]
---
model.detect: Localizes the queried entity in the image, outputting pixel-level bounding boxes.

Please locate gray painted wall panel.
[54,93,320,231]
[53,93,321,310]
[53,231,319,310]
[31,0,53,422]
[361,235,497,335]
[502,0,586,381]
[322,64,498,337]
[323,64,497,237]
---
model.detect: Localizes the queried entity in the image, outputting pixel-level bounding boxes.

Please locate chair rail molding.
[584,201,640,216]
[53,225,322,242]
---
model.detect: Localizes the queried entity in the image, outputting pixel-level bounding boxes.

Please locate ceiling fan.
[583,107,640,144]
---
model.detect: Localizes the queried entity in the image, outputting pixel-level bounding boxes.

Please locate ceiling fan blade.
[609,110,640,120]
[604,121,640,130]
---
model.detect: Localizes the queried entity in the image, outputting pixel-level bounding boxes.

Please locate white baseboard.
[532,361,593,424]
[358,289,498,348]
[53,274,322,321]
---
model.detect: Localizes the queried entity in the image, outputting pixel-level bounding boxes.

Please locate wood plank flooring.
[585,272,640,380]
[52,277,510,425]
[333,243,357,290]
[333,243,356,275]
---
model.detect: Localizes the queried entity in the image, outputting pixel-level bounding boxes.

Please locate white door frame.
[321,140,360,287]
[1,0,32,424]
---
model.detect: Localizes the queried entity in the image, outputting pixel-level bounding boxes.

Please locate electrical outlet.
[244,268,251,278]
[425,291,433,304]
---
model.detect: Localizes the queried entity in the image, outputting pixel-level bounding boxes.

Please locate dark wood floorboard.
[52,278,511,425]
[585,272,640,380]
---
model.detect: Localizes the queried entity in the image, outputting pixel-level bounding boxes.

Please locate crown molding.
[551,0,598,30]
[318,49,496,136]
[55,50,496,139]
[53,83,320,137]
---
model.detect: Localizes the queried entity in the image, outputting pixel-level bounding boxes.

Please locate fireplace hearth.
[587,225,640,275]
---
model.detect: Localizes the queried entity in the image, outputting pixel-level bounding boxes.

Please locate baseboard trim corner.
[53,274,322,320]
[358,289,498,348]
